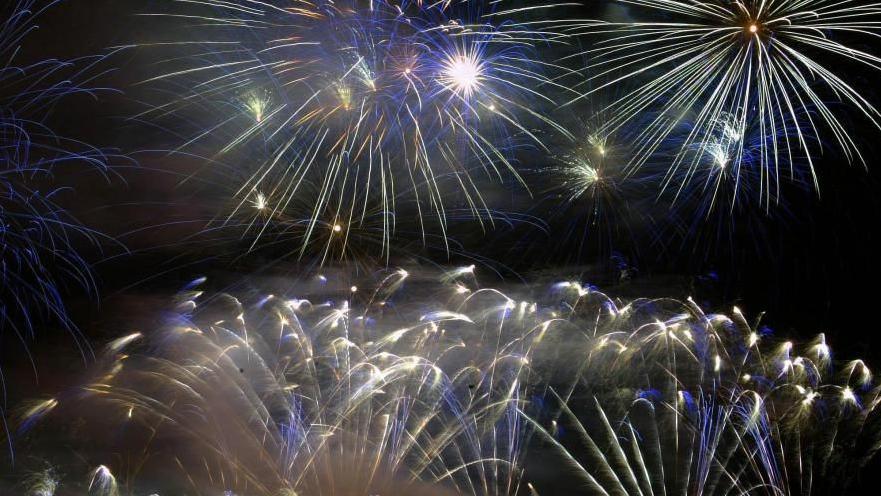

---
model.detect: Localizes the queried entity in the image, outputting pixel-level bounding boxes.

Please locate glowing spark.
[803,390,818,407]
[748,332,759,347]
[336,83,353,110]
[253,191,268,211]
[108,333,142,353]
[242,91,270,123]
[442,53,482,97]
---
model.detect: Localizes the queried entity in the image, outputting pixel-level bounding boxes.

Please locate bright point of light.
[574,160,600,186]
[253,192,268,211]
[814,335,830,359]
[782,359,793,373]
[708,144,729,169]
[749,23,758,34]
[443,54,482,97]
[244,91,269,123]
[723,122,743,141]
[333,224,342,233]
[802,391,817,406]
[452,264,475,276]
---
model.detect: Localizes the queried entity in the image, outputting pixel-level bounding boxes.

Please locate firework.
[88,465,117,496]
[533,105,816,264]
[635,109,814,259]
[527,391,784,495]
[0,0,127,383]
[136,0,575,260]
[12,268,881,494]
[21,466,59,496]
[0,0,130,463]
[15,269,532,494]
[563,0,881,203]
[536,117,643,261]
[524,287,881,495]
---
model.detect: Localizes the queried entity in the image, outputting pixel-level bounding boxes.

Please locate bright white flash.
[443,54,482,97]
[253,191,268,211]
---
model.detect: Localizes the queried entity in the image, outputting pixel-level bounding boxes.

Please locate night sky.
[11,0,878,365]
[4,0,881,493]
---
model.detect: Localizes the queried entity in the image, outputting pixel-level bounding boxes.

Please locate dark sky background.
[4,0,881,491]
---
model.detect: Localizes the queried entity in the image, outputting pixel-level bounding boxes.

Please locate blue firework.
[636,107,816,259]
[1,0,122,353]
[135,0,574,259]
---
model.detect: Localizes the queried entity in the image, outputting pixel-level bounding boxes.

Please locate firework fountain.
[11,267,881,495]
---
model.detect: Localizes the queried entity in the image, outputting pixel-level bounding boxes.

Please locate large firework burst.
[564,0,881,201]
[11,268,881,494]
[137,0,574,260]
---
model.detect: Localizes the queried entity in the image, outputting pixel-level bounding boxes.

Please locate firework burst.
[137,0,574,260]
[0,0,126,361]
[563,0,881,202]
[537,118,641,260]
[11,268,881,494]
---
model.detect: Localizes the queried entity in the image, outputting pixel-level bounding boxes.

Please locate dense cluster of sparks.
[131,0,881,260]
[140,0,572,258]
[538,107,813,259]
[563,0,881,206]
[13,268,881,495]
